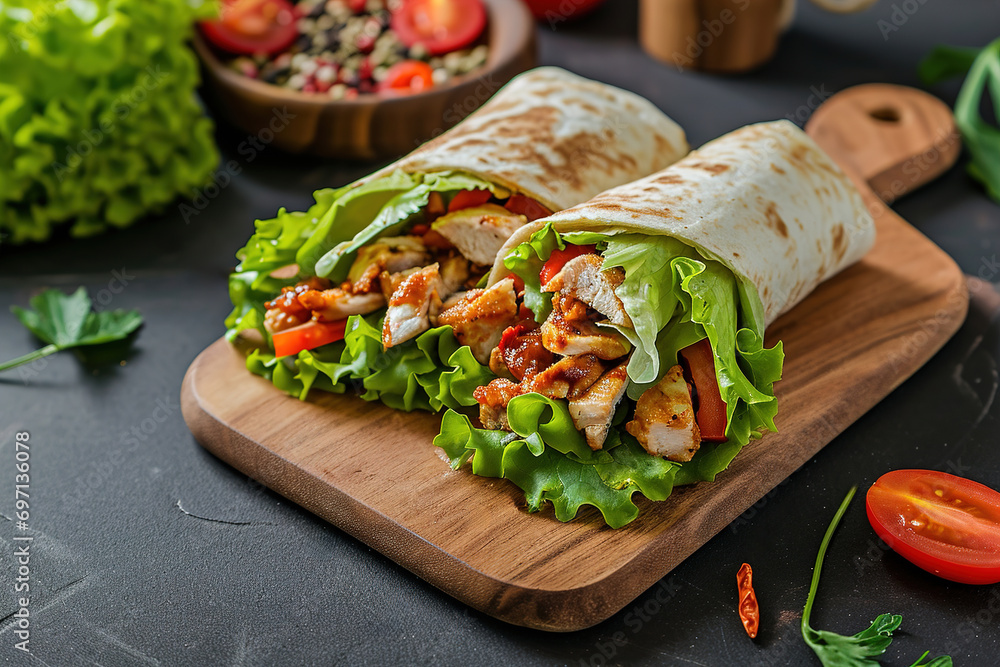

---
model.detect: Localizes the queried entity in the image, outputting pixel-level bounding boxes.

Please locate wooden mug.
[639,0,795,73]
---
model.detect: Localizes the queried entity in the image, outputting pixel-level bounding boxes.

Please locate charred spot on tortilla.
[561,98,601,114]
[689,162,730,175]
[450,138,490,149]
[770,163,786,175]
[653,173,685,186]
[764,202,789,238]
[832,224,846,259]
[488,106,560,139]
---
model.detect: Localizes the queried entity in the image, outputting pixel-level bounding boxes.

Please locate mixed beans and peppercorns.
[200,0,490,98]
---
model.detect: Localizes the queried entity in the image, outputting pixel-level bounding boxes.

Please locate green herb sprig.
[0,288,142,372]
[801,487,953,667]
[920,38,1000,203]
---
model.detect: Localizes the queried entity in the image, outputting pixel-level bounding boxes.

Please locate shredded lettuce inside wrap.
[437,223,784,527]
[225,170,502,409]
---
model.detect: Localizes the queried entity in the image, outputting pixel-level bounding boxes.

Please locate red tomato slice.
[866,470,1000,585]
[200,0,299,56]
[448,189,492,211]
[539,244,596,286]
[504,194,552,222]
[272,319,347,358]
[391,0,487,56]
[378,60,435,95]
[679,339,728,442]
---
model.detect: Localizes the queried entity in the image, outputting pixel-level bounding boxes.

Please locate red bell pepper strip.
[504,194,552,221]
[539,244,596,286]
[679,338,728,442]
[272,319,347,358]
[448,189,492,212]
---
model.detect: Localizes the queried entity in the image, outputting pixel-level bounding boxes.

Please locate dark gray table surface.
[2,1,1000,665]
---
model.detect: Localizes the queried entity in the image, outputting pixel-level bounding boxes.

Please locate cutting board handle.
[805,83,961,204]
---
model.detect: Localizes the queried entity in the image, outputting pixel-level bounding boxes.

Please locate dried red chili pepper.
[737,562,760,639]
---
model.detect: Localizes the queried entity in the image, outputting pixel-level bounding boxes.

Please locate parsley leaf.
[1,288,143,372]
[801,487,953,667]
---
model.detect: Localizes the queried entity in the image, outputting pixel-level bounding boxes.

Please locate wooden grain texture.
[181,84,968,631]
[193,0,536,160]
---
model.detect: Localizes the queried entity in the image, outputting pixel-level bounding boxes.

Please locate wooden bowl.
[193,0,536,160]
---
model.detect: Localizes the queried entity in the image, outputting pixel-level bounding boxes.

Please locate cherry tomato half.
[272,319,347,358]
[391,0,487,56]
[539,244,596,286]
[866,470,1000,585]
[378,60,435,95]
[200,0,299,56]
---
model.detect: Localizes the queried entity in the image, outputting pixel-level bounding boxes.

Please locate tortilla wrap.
[361,67,689,213]
[489,120,875,326]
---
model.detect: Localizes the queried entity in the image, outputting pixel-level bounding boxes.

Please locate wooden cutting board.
[181,84,968,632]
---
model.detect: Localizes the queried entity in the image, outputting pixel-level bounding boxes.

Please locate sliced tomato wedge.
[866,470,1000,585]
[539,244,596,286]
[448,188,492,211]
[679,339,728,442]
[200,0,299,56]
[504,194,552,222]
[272,319,347,358]
[378,60,435,95]
[391,0,487,56]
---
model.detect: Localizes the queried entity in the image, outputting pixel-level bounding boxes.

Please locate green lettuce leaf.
[0,0,219,243]
[311,171,503,281]
[436,403,717,529]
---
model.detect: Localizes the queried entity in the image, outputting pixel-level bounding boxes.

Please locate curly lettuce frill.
[0,0,219,243]
[243,312,494,412]
[435,393,758,528]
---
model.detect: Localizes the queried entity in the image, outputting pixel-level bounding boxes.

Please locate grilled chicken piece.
[439,255,470,293]
[297,288,386,322]
[488,347,516,381]
[378,267,421,303]
[441,290,469,311]
[473,378,524,431]
[626,365,701,462]
[432,204,528,265]
[543,254,632,327]
[436,278,519,364]
[523,354,605,400]
[348,236,429,293]
[263,277,332,332]
[568,362,630,450]
[382,264,447,348]
[541,311,632,360]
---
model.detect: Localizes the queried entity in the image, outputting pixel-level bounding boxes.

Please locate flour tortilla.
[489,120,875,326]
[360,67,689,212]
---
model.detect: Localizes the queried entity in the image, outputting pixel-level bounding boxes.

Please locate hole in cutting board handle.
[869,107,901,122]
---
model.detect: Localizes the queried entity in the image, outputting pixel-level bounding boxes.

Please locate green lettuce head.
[0,0,220,243]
